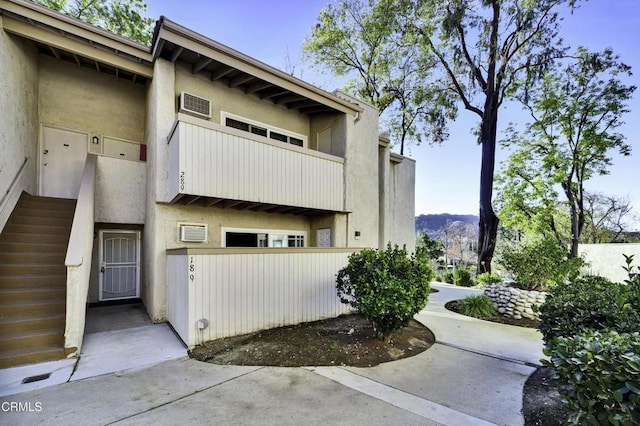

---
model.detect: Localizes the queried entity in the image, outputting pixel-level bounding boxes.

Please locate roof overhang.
[0,0,153,82]
[152,17,363,116]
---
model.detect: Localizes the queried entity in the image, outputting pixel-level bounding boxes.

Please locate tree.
[441,220,478,267]
[497,48,635,256]
[304,0,455,155]
[35,0,154,44]
[583,192,634,243]
[415,232,444,260]
[306,0,579,273]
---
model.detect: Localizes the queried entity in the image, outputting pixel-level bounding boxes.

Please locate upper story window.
[222,112,307,148]
[223,227,306,248]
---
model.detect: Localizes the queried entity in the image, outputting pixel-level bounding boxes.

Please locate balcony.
[167,114,345,214]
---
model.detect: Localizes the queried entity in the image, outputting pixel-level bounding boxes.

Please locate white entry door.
[40,126,88,199]
[99,230,141,301]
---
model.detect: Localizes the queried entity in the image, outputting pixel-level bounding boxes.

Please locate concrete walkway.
[0,284,545,425]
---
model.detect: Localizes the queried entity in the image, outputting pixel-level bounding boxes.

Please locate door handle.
[43,150,48,155]
[100,266,105,273]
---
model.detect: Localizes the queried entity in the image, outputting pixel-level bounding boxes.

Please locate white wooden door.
[317,228,331,248]
[99,230,140,301]
[40,126,87,199]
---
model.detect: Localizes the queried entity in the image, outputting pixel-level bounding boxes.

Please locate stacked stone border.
[484,282,547,321]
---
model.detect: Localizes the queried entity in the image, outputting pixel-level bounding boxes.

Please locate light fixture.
[92,136,100,145]
[355,231,361,240]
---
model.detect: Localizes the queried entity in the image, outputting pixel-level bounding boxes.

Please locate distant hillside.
[415,213,478,236]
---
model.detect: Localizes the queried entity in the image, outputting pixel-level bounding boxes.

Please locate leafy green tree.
[415,232,443,260]
[35,0,154,44]
[497,48,635,257]
[307,0,581,273]
[304,0,453,155]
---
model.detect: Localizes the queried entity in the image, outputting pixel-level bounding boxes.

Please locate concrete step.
[0,346,66,369]
[0,263,67,276]
[10,207,75,220]
[0,251,66,264]
[0,287,66,303]
[0,313,65,336]
[2,224,72,236]
[0,232,69,244]
[0,329,64,352]
[10,214,73,227]
[0,241,68,254]
[0,300,65,318]
[0,274,66,289]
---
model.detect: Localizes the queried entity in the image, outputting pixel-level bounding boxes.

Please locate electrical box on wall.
[179,223,207,243]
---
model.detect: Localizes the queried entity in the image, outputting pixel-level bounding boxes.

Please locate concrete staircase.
[0,193,76,369]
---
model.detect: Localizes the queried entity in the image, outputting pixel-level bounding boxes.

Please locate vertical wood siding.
[166,249,355,348]
[168,117,344,211]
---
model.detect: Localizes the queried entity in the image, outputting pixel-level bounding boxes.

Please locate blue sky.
[146,1,639,228]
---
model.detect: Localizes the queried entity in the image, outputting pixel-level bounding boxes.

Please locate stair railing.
[64,154,97,357]
[0,157,28,232]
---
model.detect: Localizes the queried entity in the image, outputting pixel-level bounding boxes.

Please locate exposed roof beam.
[245,81,273,94]
[300,105,335,114]
[49,45,61,59]
[261,89,289,100]
[95,61,100,72]
[276,94,307,105]
[286,100,320,110]
[171,46,183,63]
[205,198,224,207]
[229,74,254,88]
[211,65,233,80]
[222,200,244,209]
[192,56,211,73]
[72,53,81,66]
[185,196,201,205]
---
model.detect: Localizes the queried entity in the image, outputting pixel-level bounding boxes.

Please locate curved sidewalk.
[0,284,545,426]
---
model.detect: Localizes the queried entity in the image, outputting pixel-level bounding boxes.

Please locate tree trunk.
[477,113,499,274]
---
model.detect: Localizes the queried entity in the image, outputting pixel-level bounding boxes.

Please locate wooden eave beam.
[211,65,233,80]
[170,46,183,63]
[192,56,211,73]
[261,89,290,100]
[276,94,307,105]
[2,17,153,77]
[229,74,254,88]
[245,80,273,94]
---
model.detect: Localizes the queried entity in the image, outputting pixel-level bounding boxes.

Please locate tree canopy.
[35,0,154,45]
[497,48,635,256]
[306,0,580,273]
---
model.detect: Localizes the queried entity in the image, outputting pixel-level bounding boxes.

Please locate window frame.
[221,111,308,148]
[222,227,307,248]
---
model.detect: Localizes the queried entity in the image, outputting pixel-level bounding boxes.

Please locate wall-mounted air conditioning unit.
[179,91,211,119]
[179,223,208,243]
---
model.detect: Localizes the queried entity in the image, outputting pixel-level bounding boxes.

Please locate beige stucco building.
[0,0,416,365]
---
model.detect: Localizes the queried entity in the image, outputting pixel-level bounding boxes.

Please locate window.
[223,228,306,248]
[222,112,307,148]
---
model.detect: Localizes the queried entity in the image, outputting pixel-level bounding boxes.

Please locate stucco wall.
[95,156,146,224]
[388,157,416,252]
[0,27,39,205]
[339,92,380,248]
[39,55,146,150]
[579,243,640,283]
[174,64,309,138]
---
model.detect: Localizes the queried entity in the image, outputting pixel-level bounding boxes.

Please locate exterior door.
[99,230,140,301]
[40,126,88,199]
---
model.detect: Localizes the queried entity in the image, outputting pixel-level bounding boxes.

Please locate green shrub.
[442,270,454,284]
[476,272,502,285]
[336,244,433,339]
[434,275,443,282]
[453,267,474,287]
[457,295,497,320]
[538,276,639,346]
[498,237,583,290]
[543,330,640,425]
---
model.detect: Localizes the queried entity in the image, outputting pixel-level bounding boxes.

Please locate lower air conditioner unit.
[179,224,207,243]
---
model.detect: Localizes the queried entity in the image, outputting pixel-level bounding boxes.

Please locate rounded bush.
[457,295,497,320]
[453,267,474,287]
[336,244,433,339]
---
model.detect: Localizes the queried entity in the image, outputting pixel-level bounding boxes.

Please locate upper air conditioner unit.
[179,224,208,243]
[179,91,211,119]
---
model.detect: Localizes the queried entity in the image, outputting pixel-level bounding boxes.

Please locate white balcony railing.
[167,114,345,212]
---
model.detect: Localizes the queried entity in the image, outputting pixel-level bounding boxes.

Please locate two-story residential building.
[0,0,416,368]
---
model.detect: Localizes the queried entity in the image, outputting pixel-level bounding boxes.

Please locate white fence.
[579,243,640,283]
[166,248,356,348]
[167,114,345,211]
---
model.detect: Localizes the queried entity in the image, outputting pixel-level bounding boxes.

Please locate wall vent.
[179,92,211,119]
[179,224,208,243]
